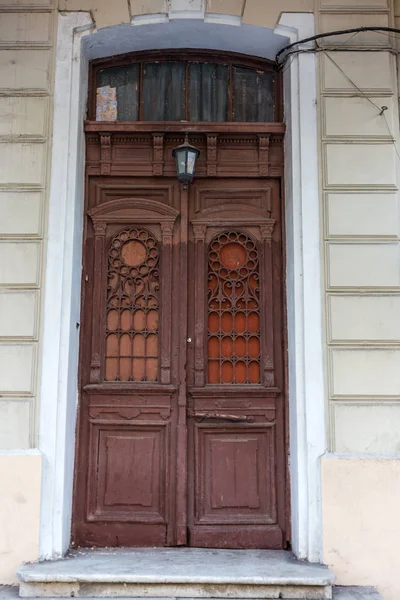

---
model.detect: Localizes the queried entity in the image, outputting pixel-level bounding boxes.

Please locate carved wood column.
[160,220,174,384]
[152,133,164,176]
[258,134,270,177]
[192,223,207,387]
[99,133,112,175]
[206,134,218,177]
[260,221,276,387]
[90,221,107,383]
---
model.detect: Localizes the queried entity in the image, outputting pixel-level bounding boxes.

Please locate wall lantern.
[172,134,200,188]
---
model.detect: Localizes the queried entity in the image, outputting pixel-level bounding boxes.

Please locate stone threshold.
[0,585,386,600]
[17,548,335,599]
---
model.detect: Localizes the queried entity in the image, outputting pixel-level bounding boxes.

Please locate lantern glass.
[172,137,200,185]
[187,149,197,176]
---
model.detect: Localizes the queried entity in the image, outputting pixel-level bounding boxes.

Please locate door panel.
[73,179,181,547]
[187,179,286,548]
[73,176,287,549]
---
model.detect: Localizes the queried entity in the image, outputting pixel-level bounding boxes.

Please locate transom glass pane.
[97,64,139,121]
[142,61,185,121]
[232,66,274,122]
[189,62,228,122]
[95,58,276,122]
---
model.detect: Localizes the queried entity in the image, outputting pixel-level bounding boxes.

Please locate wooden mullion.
[228,63,233,122]
[185,62,190,121]
[139,62,144,121]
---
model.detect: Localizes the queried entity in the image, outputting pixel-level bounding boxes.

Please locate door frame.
[38,11,324,563]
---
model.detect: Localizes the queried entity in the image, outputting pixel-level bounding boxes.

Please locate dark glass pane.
[232,66,274,122]
[142,62,185,121]
[189,63,229,122]
[97,64,139,121]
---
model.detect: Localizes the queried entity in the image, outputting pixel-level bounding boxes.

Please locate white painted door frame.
[38,10,324,562]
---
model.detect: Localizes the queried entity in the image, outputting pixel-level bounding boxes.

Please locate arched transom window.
[91,51,279,123]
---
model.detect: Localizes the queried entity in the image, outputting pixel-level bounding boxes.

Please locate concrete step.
[0,584,387,600]
[17,549,335,599]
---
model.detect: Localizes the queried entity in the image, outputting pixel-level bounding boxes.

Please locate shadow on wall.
[83,19,289,61]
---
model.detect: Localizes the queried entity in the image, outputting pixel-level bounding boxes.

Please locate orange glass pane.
[106,333,119,357]
[105,358,118,381]
[146,333,158,357]
[208,337,220,359]
[120,309,131,331]
[221,360,233,383]
[208,312,219,333]
[248,336,260,358]
[208,361,219,384]
[107,309,119,331]
[235,361,246,384]
[147,309,158,331]
[119,357,131,380]
[221,312,233,333]
[133,309,146,331]
[120,333,131,356]
[146,358,158,381]
[133,333,145,357]
[248,312,260,333]
[221,337,233,358]
[235,336,246,357]
[248,361,260,384]
[234,312,246,333]
[132,357,145,381]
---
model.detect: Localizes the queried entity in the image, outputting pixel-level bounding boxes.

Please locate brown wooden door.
[72,175,287,549]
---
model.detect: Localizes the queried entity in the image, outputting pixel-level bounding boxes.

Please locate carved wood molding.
[86,122,286,134]
[93,222,107,236]
[87,130,284,179]
[192,223,207,241]
[206,134,218,177]
[160,219,176,384]
[152,133,165,176]
[260,221,276,240]
[258,134,270,177]
[99,133,112,175]
[88,197,179,223]
[89,406,171,421]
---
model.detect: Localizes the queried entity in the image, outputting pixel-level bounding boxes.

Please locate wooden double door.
[73,174,287,549]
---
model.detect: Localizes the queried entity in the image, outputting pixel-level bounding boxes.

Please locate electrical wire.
[275,26,400,65]
[320,50,400,163]
[321,51,382,113]
[274,25,400,163]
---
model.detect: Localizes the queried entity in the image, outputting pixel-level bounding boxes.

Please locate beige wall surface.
[0,0,399,594]
[0,0,54,584]
[318,1,400,455]
[0,0,55,452]
[0,453,42,584]
[322,457,400,600]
